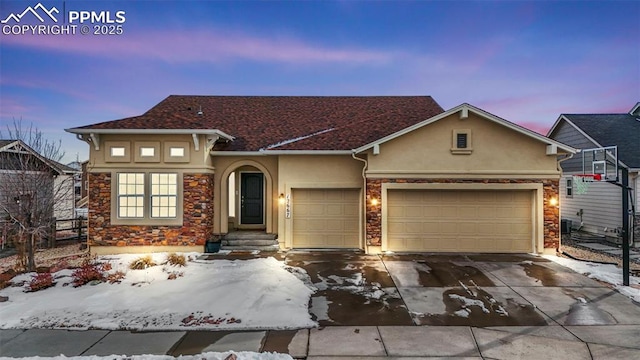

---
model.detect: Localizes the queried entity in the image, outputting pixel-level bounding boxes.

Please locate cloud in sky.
[1,28,396,65]
[1,1,638,163]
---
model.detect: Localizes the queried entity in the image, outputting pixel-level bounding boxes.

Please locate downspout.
[352,152,368,253]
[556,152,577,244]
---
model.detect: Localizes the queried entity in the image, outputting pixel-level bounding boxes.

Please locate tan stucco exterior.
[277,155,365,249]
[366,112,561,179]
[88,134,214,172]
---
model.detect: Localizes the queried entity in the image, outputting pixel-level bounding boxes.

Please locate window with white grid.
[150,173,177,218]
[117,173,144,218]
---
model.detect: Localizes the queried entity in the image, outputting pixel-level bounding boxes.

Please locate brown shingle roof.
[72,95,444,151]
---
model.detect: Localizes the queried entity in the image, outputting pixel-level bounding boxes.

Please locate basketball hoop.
[573,174,601,195]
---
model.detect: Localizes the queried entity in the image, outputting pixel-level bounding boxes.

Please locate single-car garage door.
[386,190,533,252]
[292,189,360,248]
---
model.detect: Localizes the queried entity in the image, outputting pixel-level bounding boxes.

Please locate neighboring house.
[65,96,574,255]
[70,160,90,218]
[547,103,640,243]
[0,139,78,225]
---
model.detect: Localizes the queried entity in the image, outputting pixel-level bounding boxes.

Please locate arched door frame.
[219,160,274,234]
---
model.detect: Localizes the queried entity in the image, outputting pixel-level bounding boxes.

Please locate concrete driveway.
[285,252,640,327]
[3,251,640,358]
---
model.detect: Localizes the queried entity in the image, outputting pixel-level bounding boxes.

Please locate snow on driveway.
[0,254,317,331]
[543,255,640,303]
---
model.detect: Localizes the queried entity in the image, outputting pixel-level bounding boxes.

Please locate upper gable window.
[170,147,184,157]
[164,141,190,163]
[456,133,468,149]
[140,147,155,157]
[451,129,472,155]
[105,141,131,162]
[111,147,125,157]
[134,141,160,163]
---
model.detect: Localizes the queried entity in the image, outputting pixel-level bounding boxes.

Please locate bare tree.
[0,119,73,271]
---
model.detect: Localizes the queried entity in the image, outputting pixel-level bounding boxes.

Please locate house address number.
[285,193,291,219]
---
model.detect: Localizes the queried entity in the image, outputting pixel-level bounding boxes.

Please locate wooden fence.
[51,216,87,245]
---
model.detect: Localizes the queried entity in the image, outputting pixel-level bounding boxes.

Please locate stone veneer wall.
[88,173,214,247]
[365,178,560,250]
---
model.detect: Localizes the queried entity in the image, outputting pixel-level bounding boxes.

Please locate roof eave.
[64,128,235,141]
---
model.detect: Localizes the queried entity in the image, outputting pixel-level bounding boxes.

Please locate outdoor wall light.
[549,197,558,206]
[370,198,379,206]
[278,193,285,205]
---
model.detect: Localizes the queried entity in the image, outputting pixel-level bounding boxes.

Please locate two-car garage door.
[292,189,360,248]
[386,189,533,253]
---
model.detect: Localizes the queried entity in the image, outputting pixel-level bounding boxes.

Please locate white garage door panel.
[387,190,533,253]
[292,189,360,248]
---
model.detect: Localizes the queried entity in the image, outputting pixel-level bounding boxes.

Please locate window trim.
[116,173,145,219]
[164,141,190,163]
[105,141,131,162]
[134,141,160,163]
[566,178,573,198]
[111,147,126,157]
[451,129,473,155]
[111,171,183,226]
[150,173,178,219]
[169,147,184,157]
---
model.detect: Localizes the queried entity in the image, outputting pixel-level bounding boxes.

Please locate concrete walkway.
[2,325,640,359]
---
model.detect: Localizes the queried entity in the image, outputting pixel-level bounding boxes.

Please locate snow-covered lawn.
[544,255,640,303]
[0,254,316,331]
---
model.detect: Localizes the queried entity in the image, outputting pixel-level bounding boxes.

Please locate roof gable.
[548,110,640,169]
[0,139,76,175]
[66,96,444,152]
[355,103,576,154]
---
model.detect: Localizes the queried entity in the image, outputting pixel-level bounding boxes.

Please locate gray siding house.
[547,103,640,244]
[0,140,77,227]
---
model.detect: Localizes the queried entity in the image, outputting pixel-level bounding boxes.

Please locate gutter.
[210,150,353,156]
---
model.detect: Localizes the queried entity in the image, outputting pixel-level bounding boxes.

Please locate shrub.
[71,260,106,287]
[167,271,184,280]
[166,253,186,267]
[0,270,17,290]
[129,255,157,270]
[27,272,55,292]
[106,270,126,284]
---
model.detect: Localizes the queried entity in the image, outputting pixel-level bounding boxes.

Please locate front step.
[221,231,280,252]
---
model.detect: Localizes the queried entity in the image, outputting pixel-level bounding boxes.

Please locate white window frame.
[117,173,145,218]
[112,172,183,225]
[140,147,155,157]
[150,173,178,218]
[111,147,126,157]
[169,147,185,157]
[566,178,573,198]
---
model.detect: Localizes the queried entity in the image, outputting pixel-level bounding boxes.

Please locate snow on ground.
[544,255,640,303]
[0,254,316,331]
[0,352,292,360]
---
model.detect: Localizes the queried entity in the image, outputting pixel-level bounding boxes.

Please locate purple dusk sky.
[1,1,638,163]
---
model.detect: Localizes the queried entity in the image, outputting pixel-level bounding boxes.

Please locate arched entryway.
[219,160,275,234]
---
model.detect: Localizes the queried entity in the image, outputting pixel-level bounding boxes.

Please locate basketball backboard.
[581,146,618,182]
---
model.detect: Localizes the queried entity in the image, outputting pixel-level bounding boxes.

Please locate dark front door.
[240,173,264,225]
